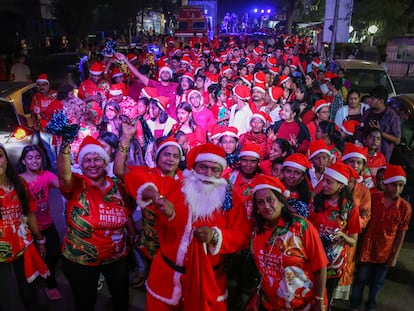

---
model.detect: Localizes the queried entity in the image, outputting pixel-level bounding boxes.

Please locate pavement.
[12,190,414,311]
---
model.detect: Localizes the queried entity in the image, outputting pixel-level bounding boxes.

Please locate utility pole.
[329,0,340,62]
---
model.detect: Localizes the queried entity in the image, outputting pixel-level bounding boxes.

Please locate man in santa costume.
[30,73,57,129]
[124,143,250,311]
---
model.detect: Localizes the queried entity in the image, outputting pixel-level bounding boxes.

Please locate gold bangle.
[118,142,130,153]
[314,296,324,301]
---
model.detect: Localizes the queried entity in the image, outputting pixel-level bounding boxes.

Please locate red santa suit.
[124,144,251,311]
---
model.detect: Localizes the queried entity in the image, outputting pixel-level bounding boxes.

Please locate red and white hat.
[308,139,331,160]
[250,111,271,124]
[180,55,191,65]
[209,124,223,141]
[109,83,124,96]
[324,71,339,82]
[383,164,407,185]
[221,66,232,75]
[341,120,360,136]
[89,62,104,75]
[341,143,368,162]
[232,85,251,101]
[155,136,183,160]
[36,73,49,84]
[267,56,277,67]
[269,86,284,102]
[253,175,287,196]
[283,153,311,172]
[158,66,173,80]
[141,87,158,99]
[187,143,227,169]
[220,126,239,139]
[155,96,169,111]
[240,74,254,88]
[246,59,256,67]
[254,71,266,84]
[311,57,321,67]
[313,99,331,113]
[76,136,110,164]
[278,75,290,86]
[180,72,195,83]
[239,144,261,159]
[324,162,351,185]
[269,66,279,76]
[111,67,123,79]
[127,53,138,62]
[252,83,266,93]
[187,89,202,101]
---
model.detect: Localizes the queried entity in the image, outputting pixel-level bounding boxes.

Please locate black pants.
[0,255,40,311]
[62,256,129,311]
[42,223,62,289]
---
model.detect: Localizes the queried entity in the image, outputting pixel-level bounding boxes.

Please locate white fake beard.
[182,170,228,222]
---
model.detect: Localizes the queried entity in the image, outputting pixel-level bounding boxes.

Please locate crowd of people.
[0,33,412,311]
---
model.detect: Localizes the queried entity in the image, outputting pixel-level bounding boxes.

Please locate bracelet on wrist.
[314,295,324,301]
[35,237,46,245]
[118,142,130,153]
[154,194,164,202]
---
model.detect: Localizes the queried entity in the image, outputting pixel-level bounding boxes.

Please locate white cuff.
[136,182,158,209]
[208,227,223,256]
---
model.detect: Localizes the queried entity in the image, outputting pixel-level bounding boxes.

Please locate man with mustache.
[124,143,250,311]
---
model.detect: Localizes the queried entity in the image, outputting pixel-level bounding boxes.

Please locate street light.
[368,24,378,47]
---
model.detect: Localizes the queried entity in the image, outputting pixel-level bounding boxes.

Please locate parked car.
[0,81,38,127]
[40,52,89,89]
[328,59,397,98]
[0,82,56,170]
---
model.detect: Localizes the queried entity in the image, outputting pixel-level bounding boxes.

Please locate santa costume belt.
[162,253,221,274]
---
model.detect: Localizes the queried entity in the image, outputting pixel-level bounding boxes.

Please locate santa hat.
[158,66,173,80]
[278,75,290,86]
[267,57,277,67]
[187,89,202,101]
[253,175,287,197]
[250,111,271,124]
[324,71,339,82]
[313,99,331,113]
[180,72,195,83]
[220,126,239,139]
[187,143,227,169]
[221,66,232,75]
[109,83,124,96]
[283,153,311,172]
[246,59,256,67]
[240,74,254,88]
[308,139,331,160]
[239,144,261,159]
[341,143,368,162]
[253,47,262,56]
[141,87,158,99]
[232,85,251,101]
[269,66,279,76]
[167,38,175,45]
[193,62,203,75]
[181,55,191,65]
[230,59,238,65]
[127,53,138,62]
[76,136,110,164]
[269,86,284,102]
[155,136,183,161]
[36,73,49,84]
[254,71,266,84]
[111,67,123,79]
[89,62,104,75]
[202,47,211,54]
[252,83,266,93]
[209,124,223,140]
[341,120,360,136]
[383,164,407,185]
[155,96,169,111]
[324,162,351,185]
[311,57,321,67]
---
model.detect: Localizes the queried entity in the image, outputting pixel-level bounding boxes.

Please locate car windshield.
[0,100,19,131]
[345,69,394,94]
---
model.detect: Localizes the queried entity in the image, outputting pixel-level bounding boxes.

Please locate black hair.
[17,144,47,173]
[57,83,74,100]
[273,138,292,158]
[176,102,196,131]
[347,88,361,101]
[177,76,195,96]
[287,100,301,119]
[252,189,293,233]
[318,120,344,153]
[312,184,353,219]
[0,145,30,215]
[363,126,383,139]
[150,98,168,124]
[370,85,388,102]
[330,77,343,91]
[98,131,119,161]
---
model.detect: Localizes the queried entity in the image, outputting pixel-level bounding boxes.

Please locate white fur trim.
[77,144,110,164]
[136,182,158,208]
[36,79,49,84]
[220,131,238,139]
[324,167,348,185]
[208,227,223,256]
[283,160,307,172]
[195,153,227,169]
[239,151,260,159]
[252,85,266,93]
[253,184,283,195]
[89,70,103,75]
[314,102,331,113]
[280,76,290,84]
[342,152,367,162]
[217,289,228,302]
[109,89,123,96]
[250,113,266,124]
[311,61,320,67]
[383,176,406,185]
[155,142,183,160]
[146,274,182,306]
[308,149,331,160]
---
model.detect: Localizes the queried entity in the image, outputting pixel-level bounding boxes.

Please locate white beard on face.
[182,170,228,222]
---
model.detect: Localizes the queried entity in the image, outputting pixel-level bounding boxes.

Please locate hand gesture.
[288,133,298,148]
[267,128,277,141]
[115,52,127,62]
[120,116,137,141]
[154,196,175,220]
[195,226,213,243]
